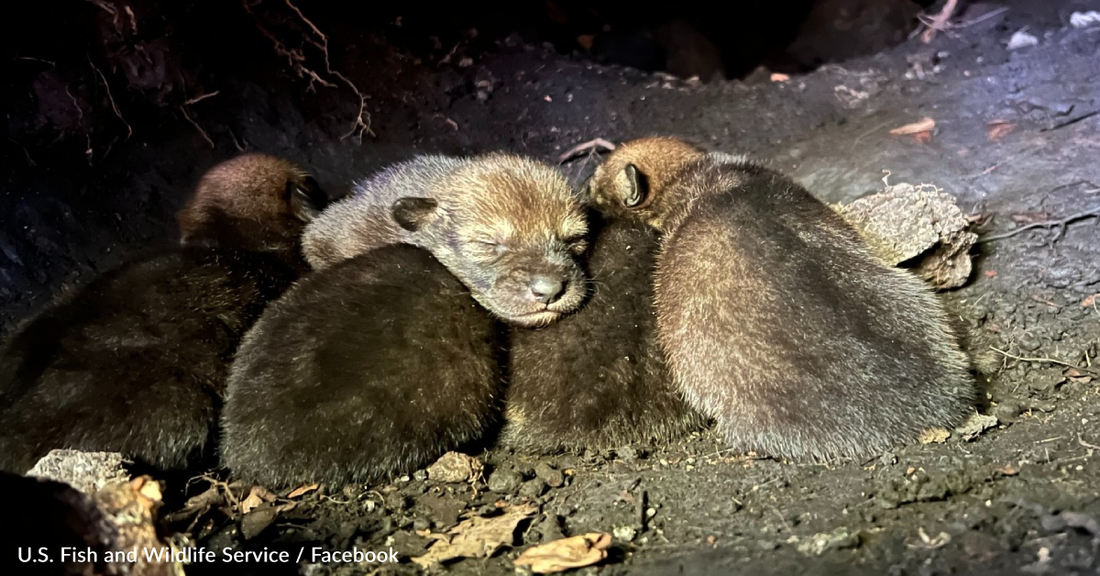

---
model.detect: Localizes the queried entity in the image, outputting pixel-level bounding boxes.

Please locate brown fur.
[588,137,974,460]
[0,155,322,473]
[177,153,327,266]
[503,217,706,453]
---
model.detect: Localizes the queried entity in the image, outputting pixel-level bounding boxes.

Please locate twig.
[1080,435,1100,451]
[179,106,215,149]
[1040,110,1099,132]
[282,0,372,141]
[952,7,1010,29]
[14,56,56,67]
[978,208,1100,243]
[921,0,959,43]
[988,346,1095,373]
[184,91,220,106]
[558,138,617,163]
[87,56,132,140]
[244,0,372,141]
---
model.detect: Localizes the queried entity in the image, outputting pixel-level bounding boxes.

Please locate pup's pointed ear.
[392,197,439,232]
[288,176,329,223]
[623,163,648,208]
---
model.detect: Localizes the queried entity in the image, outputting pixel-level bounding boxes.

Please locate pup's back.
[221,245,501,488]
[656,163,973,459]
[504,218,704,453]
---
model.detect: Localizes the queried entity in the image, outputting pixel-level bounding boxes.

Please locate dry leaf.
[576,34,594,50]
[995,464,1019,476]
[1011,211,1051,224]
[955,412,999,442]
[1063,367,1093,385]
[513,533,612,574]
[987,120,1015,141]
[919,427,950,444]
[770,72,790,82]
[1081,293,1099,307]
[412,503,538,568]
[240,486,276,514]
[287,483,319,499]
[984,270,998,278]
[889,117,936,135]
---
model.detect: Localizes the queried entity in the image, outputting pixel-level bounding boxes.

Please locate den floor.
[3,2,1100,575]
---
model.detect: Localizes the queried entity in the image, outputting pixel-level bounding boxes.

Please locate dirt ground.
[3,0,1100,574]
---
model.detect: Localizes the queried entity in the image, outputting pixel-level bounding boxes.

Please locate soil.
[3,0,1100,575]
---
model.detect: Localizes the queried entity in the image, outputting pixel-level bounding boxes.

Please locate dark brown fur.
[503,217,705,453]
[0,155,322,473]
[220,245,501,489]
[589,137,975,460]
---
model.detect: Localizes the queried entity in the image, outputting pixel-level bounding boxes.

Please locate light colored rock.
[834,183,977,289]
[27,449,129,494]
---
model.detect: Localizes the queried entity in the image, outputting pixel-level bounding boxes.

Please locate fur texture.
[220,245,501,489]
[588,137,975,460]
[0,154,321,473]
[302,154,590,327]
[503,217,706,453]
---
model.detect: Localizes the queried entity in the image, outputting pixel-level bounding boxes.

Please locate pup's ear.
[623,163,648,208]
[288,176,329,223]
[392,197,440,232]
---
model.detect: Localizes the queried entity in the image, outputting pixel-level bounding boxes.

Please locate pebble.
[534,463,564,488]
[518,479,547,499]
[487,468,523,494]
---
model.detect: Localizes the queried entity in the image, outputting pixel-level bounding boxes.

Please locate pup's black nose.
[529,275,566,305]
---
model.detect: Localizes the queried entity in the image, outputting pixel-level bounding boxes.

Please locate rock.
[240,504,279,540]
[834,183,977,289]
[1070,11,1100,28]
[487,468,524,494]
[955,413,1000,441]
[616,446,638,461]
[612,525,637,542]
[534,463,565,488]
[1007,30,1038,50]
[991,401,1021,422]
[426,452,483,484]
[519,479,548,499]
[797,527,861,555]
[27,449,129,494]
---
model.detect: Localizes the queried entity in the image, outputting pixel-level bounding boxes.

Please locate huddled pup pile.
[0,138,975,489]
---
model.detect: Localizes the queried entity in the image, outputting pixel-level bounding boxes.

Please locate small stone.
[797,527,860,555]
[612,525,637,542]
[27,450,128,494]
[1017,333,1042,352]
[1007,29,1038,50]
[487,468,523,494]
[412,517,431,531]
[991,402,1021,422]
[534,463,565,488]
[616,446,638,461]
[518,479,547,499]
[426,452,483,483]
[412,469,428,481]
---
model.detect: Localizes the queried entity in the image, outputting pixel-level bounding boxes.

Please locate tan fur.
[302,154,589,327]
[589,137,975,460]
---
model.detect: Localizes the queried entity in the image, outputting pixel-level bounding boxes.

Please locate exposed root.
[558,138,617,163]
[919,0,959,43]
[88,56,132,140]
[179,106,215,149]
[244,0,373,142]
[979,207,1100,243]
[184,91,220,106]
[989,346,1096,375]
